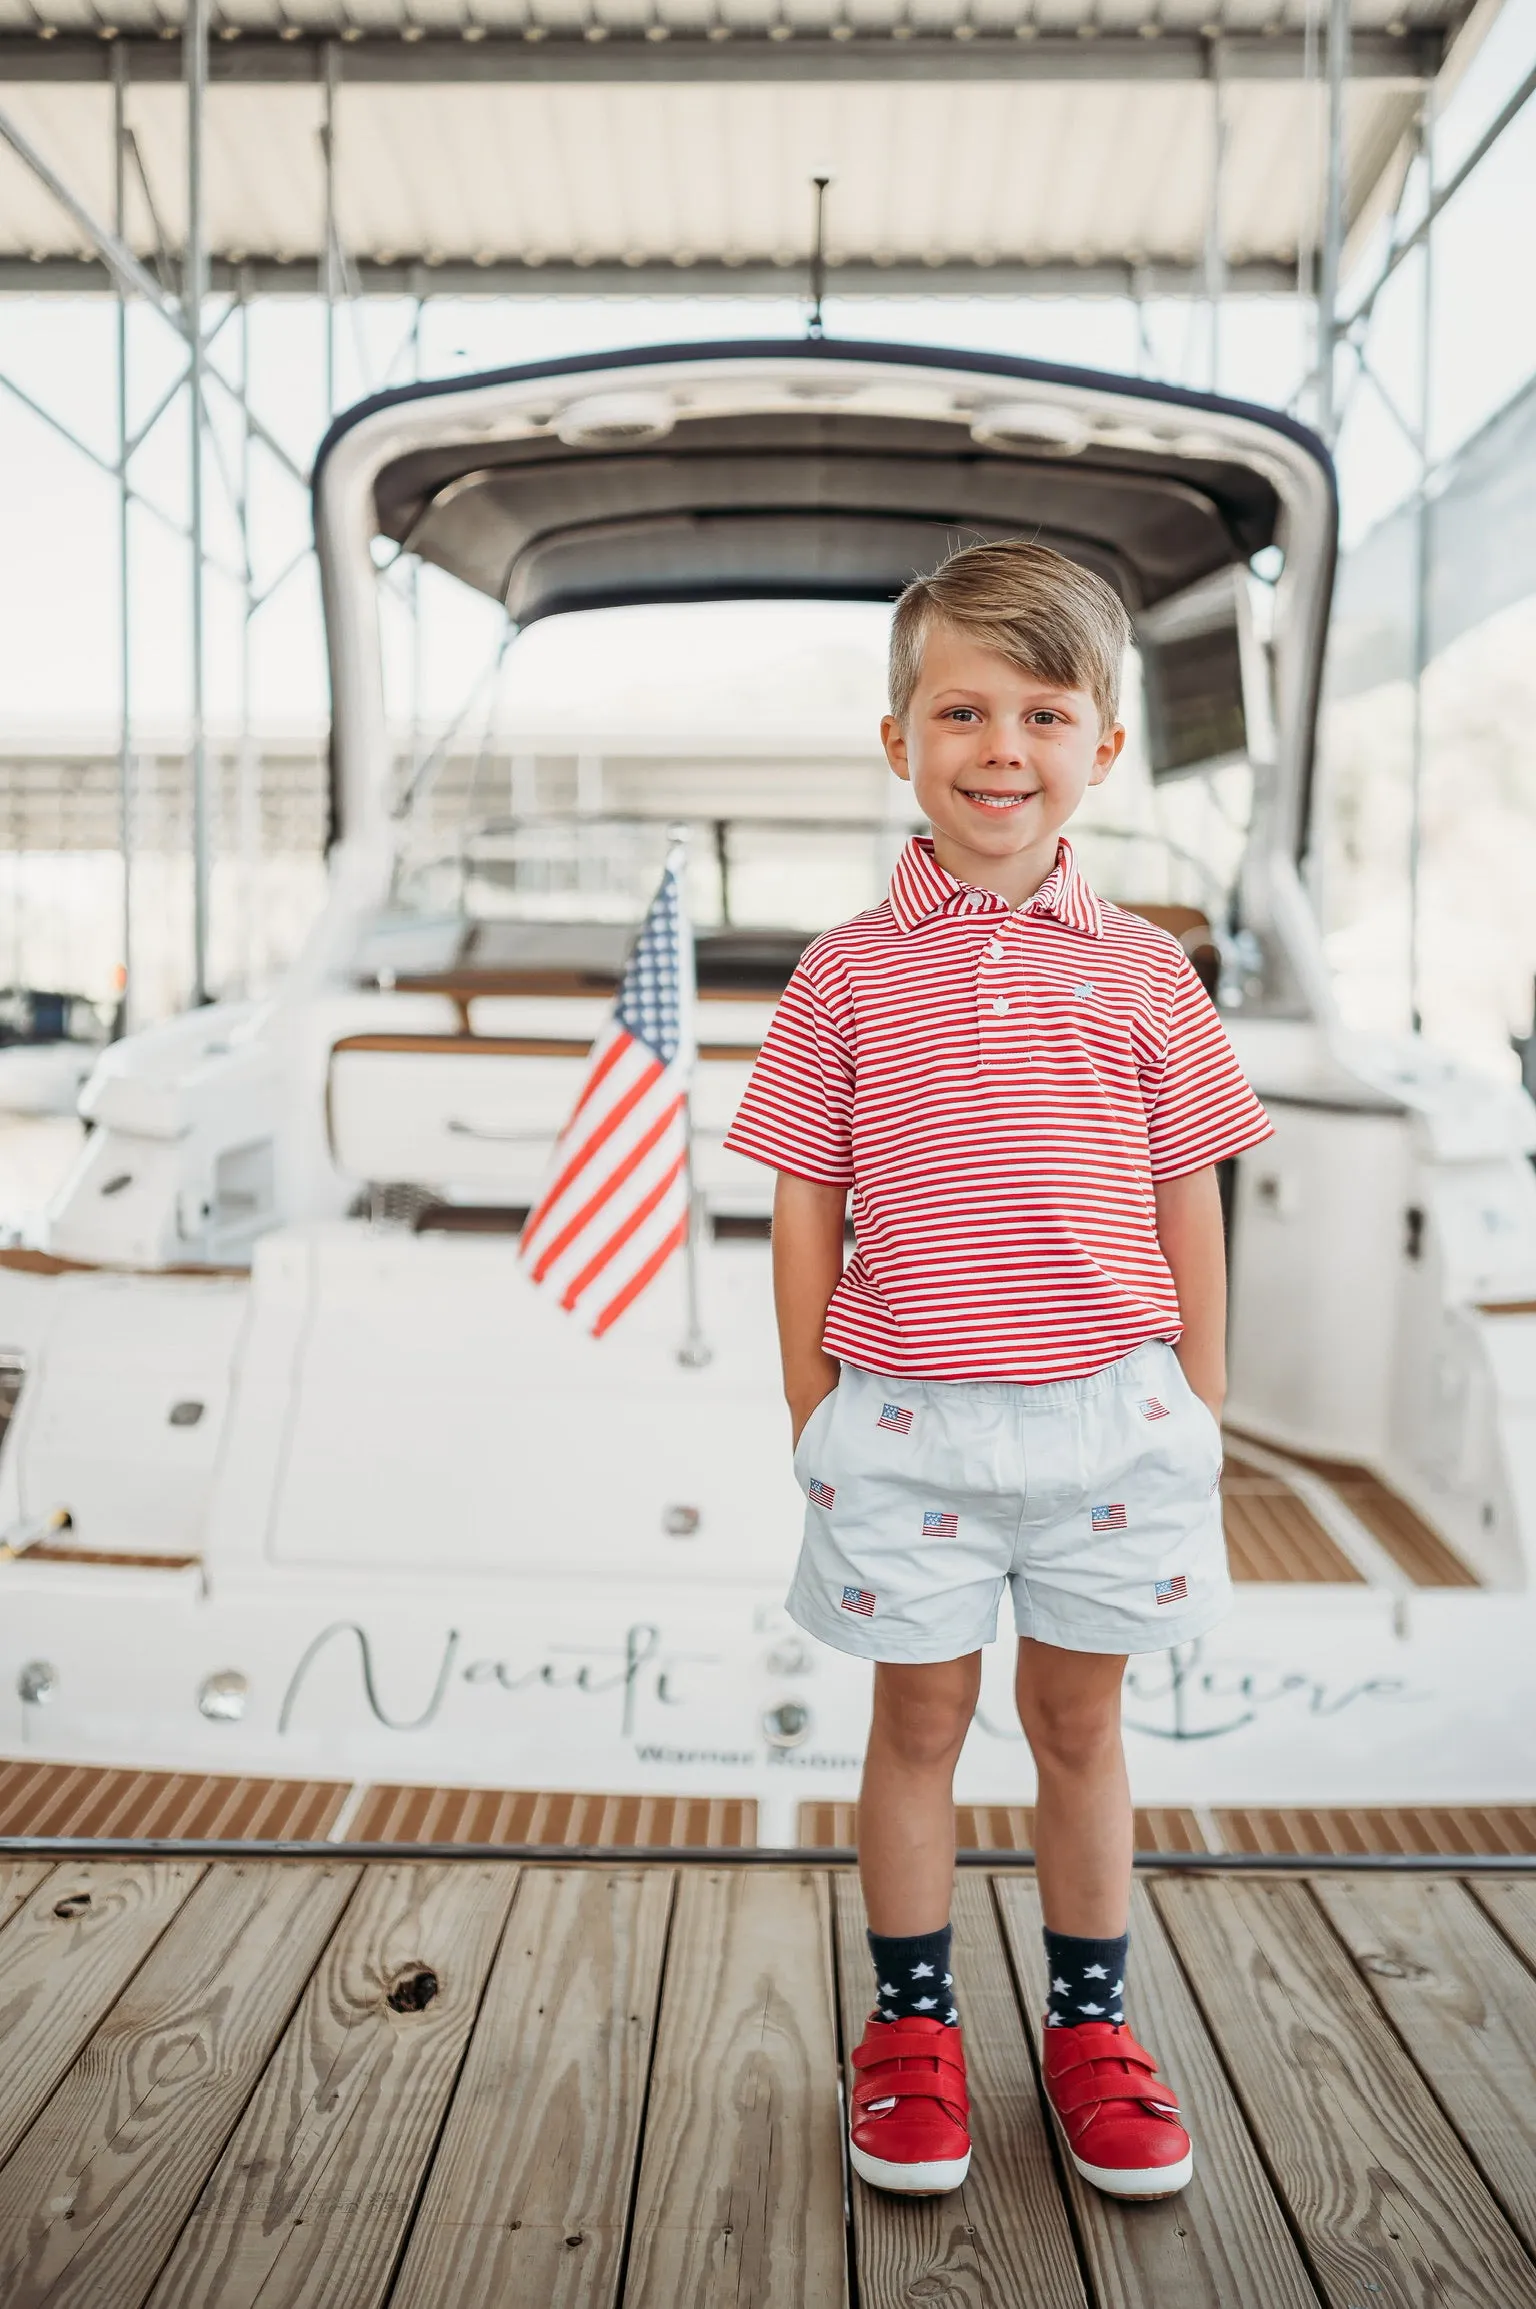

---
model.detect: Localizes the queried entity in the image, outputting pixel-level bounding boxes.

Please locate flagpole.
[670,822,712,1371]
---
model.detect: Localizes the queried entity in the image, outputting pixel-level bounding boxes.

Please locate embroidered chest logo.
[1072,981,1097,1000]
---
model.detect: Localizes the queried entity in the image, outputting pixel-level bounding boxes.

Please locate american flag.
[923,1509,959,1538]
[1091,1503,1129,1532]
[1156,1575,1189,1605]
[519,848,694,1337]
[841,1585,877,1617]
[809,1478,836,1508]
[877,1403,914,1435]
[1137,1397,1170,1421]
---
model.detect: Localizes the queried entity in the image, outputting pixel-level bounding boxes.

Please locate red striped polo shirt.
[724,834,1273,1383]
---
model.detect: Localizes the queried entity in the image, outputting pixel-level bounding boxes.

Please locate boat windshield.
[369,601,1256,994]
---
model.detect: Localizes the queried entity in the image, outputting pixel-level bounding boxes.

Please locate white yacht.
[2,338,1534,1848]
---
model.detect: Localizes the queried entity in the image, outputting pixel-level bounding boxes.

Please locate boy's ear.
[881,713,912,783]
[1089,721,1126,787]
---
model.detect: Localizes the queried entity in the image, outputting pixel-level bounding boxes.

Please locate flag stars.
[1082,1963,1110,1979]
[913,1995,938,2010]
[1051,1976,1070,1996]
[910,1961,935,1978]
[1077,2002,1106,2016]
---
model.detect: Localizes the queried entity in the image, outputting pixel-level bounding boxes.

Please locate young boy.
[723,539,1271,2201]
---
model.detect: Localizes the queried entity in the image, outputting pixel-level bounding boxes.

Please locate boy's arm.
[1153,1164,1227,1418]
[772,1169,848,1444]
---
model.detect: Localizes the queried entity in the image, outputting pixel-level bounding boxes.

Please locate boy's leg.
[1016,1636,1192,2196]
[857,1654,979,2021]
[1013,1637,1131,1942]
[859,1653,981,1935]
[848,1654,978,2196]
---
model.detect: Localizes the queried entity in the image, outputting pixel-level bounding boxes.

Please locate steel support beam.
[1315,0,1350,441]
[113,43,133,1031]
[186,0,211,1007]
[0,29,1439,84]
[0,253,1303,298]
[1407,99,1434,1039]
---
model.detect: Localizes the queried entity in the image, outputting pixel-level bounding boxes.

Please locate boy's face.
[881,622,1124,895]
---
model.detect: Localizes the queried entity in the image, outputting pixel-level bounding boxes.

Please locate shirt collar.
[888,834,1103,939]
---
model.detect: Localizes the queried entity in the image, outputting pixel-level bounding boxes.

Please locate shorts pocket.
[792,1382,840,1483]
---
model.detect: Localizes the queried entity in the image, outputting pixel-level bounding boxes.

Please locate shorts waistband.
[843,1341,1176,1413]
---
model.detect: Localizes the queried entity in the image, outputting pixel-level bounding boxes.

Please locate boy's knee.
[872,1661,978,1769]
[1022,1688,1122,1774]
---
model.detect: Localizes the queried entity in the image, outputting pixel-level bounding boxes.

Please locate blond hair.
[889,539,1131,730]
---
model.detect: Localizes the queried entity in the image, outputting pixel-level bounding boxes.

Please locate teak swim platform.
[0,1850,1534,2308]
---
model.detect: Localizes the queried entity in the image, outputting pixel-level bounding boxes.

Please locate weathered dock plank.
[0,1859,357,2309]
[621,1866,847,2309]
[391,1864,672,2309]
[0,1859,205,2168]
[0,1860,50,1933]
[999,1875,1321,2309]
[1154,1876,1536,2309]
[833,1869,1087,2309]
[1314,1872,1536,2258]
[147,1860,520,2309]
[1472,1874,1536,1969]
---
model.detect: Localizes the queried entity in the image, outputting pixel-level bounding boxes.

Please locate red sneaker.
[848,2014,972,2195]
[1041,2021,1193,2198]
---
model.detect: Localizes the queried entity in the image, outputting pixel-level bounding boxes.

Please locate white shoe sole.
[1066,2141,1194,2199]
[849,2139,971,2196]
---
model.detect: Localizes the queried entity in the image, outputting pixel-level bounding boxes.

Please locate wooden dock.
[0,1854,1534,2307]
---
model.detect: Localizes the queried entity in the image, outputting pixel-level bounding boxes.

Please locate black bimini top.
[319,338,1333,627]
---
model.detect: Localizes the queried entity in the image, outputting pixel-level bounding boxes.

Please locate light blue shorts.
[787,1343,1230,1662]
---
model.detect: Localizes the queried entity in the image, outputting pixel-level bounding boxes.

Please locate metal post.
[237,290,260,997]
[113,44,133,1033]
[322,41,340,417]
[1316,0,1351,440]
[1407,99,1434,1037]
[408,291,424,787]
[186,0,211,1005]
[1204,37,1227,393]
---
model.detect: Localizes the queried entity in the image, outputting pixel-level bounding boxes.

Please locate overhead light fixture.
[554,390,675,447]
[972,402,1093,454]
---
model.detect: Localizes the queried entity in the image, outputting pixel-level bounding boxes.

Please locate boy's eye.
[943,707,980,723]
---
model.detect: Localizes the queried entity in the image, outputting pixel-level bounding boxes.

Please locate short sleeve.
[1144,957,1273,1180]
[723,964,854,1187]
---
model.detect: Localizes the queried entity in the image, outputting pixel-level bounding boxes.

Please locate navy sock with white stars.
[1042,1926,1128,2028]
[867,1924,959,2026]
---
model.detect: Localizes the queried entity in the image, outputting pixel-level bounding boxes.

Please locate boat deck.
[0,1851,1534,2308]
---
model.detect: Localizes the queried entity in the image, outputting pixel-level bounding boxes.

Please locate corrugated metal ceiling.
[0,0,1476,283]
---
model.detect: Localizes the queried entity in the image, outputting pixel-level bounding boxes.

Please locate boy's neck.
[928,826,1067,912]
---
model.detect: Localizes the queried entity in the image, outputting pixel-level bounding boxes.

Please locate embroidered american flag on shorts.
[841,1585,876,1617]
[809,1478,836,1508]
[1156,1575,1189,1604]
[877,1402,914,1435]
[1092,1503,1129,1531]
[1137,1397,1170,1420]
[922,1509,959,1538]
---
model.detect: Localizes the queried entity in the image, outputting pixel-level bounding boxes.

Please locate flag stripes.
[519,851,695,1337]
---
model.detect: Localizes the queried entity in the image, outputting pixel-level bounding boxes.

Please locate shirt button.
[991,997,1011,1016]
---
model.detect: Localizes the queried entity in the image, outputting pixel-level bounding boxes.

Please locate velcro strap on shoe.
[852,2028,966,2076]
[853,2068,970,2119]
[1050,2054,1180,2121]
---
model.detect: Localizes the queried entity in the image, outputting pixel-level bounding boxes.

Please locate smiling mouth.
[961,790,1038,810]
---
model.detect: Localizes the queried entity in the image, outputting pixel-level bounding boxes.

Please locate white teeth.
[966,792,1027,809]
